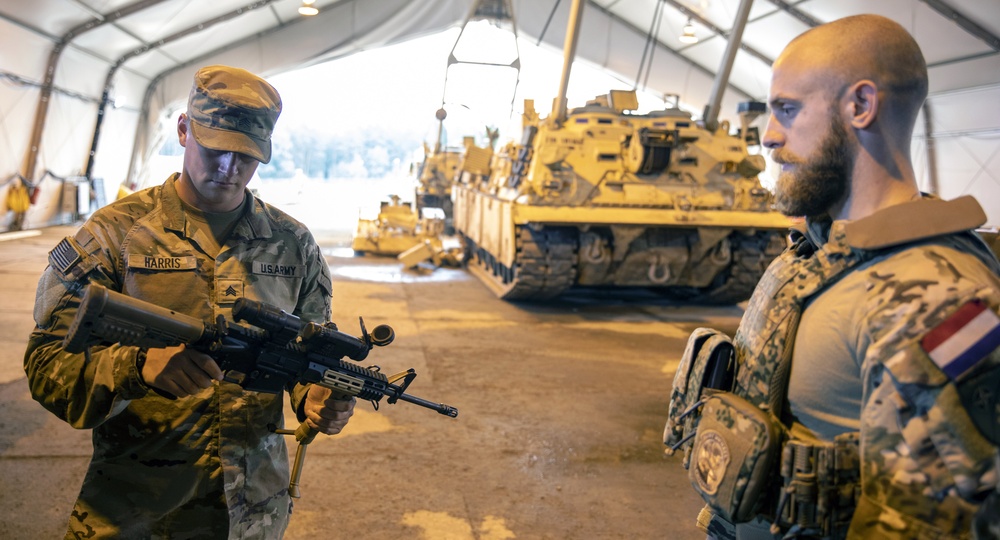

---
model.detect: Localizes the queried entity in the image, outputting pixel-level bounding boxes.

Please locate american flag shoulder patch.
[921,300,1000,380]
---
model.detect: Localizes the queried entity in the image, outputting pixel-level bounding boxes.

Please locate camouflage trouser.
[700,505,735,539]
[699,505,852,540]
[700,507,779,540]
[972,485,999,540]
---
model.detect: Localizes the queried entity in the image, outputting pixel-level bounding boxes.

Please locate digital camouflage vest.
[734,219,873,417]
[667,196,1000,539]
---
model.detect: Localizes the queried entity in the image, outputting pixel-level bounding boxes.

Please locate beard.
[771,118,853,218]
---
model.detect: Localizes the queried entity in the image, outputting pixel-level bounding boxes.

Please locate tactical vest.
[730,219,881,537]
[737,215,1000,416]
[734,219,873,417]
[665,204,1000,538]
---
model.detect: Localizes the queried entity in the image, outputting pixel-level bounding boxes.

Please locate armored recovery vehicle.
[452,0,791,303]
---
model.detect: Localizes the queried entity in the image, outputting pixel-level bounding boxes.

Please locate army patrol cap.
[187,65,281,163]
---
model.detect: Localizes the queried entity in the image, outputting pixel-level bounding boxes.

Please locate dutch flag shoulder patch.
[921,300,1000,380]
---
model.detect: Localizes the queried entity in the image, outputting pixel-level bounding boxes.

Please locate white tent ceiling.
[2,0,999,229]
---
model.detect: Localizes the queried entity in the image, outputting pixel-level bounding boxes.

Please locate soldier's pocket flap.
[689,392,782,524]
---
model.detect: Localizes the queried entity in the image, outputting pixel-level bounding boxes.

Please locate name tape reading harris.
[128,255,303,277]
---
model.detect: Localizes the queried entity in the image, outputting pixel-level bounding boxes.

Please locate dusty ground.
[0,224,744,539]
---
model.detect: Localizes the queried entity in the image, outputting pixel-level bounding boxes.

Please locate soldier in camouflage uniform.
[24,65,356,539]
[669,15,1000,540]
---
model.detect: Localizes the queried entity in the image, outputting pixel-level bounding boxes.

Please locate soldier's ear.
[177,113,190,147]
[847,80,878,130]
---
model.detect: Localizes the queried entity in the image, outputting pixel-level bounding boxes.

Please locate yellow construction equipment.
[351,195,448,258]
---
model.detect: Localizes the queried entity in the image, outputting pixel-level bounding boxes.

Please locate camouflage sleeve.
[293,229,333,322]
[23,223,150,429]
[850,247,1000,538]
[288,228,333,418]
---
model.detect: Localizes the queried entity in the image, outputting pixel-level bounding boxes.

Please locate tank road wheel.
[697,231,786,305]
[662,231,785,305]
[459,232,475,268]
[465,226,578,301]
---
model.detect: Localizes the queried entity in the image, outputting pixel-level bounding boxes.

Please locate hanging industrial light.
[679,18,698,44]
[298,0,319,16]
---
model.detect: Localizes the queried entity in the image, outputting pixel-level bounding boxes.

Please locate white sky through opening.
[271,22,681,153]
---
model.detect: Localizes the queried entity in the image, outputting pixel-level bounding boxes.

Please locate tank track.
[466,226,578,300]
[664,231,786,305]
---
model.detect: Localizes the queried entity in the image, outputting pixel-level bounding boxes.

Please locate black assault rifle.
[63,283,458,497]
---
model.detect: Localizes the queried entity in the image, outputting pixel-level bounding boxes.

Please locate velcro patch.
[691,429,730,496]
[921,300,1000,380]
[218,279,244,303]
[127,254,198,271]
[49,237,83,275]
[252,261,304,278]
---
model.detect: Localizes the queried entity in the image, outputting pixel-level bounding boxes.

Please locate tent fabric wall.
[915,83,1000,228]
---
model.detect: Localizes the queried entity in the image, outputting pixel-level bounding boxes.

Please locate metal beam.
[19,0,170,183]
[585,1,760,101]
[762,0,820,28]
[920,0,1000,51]
[85,0,282,179]
[0,11,57,40]
[927,50,999,69]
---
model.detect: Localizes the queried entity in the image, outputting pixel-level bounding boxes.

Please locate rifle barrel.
[396,392,459,417]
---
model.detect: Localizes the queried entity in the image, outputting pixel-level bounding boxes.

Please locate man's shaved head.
[778,14,928,128]
[764,15,930,219]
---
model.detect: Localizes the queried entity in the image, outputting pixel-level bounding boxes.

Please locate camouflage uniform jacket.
[732,195,1000,539]
[24,174,333,539]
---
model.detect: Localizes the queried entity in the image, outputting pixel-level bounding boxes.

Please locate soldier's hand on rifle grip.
[141,344,225,398]
[303,385,356,435]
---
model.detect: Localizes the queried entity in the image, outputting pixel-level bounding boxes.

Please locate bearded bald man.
[666,14,1000,540]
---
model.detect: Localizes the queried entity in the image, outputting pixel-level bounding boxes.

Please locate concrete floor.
[0,224,746,539]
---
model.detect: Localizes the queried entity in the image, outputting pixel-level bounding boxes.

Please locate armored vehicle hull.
[453,0,789,303]
[453,97,791,303]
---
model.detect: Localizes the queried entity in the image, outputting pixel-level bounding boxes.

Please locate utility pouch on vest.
[664,328,736,466]
[688,391,784,524]
[772,433,860,538]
